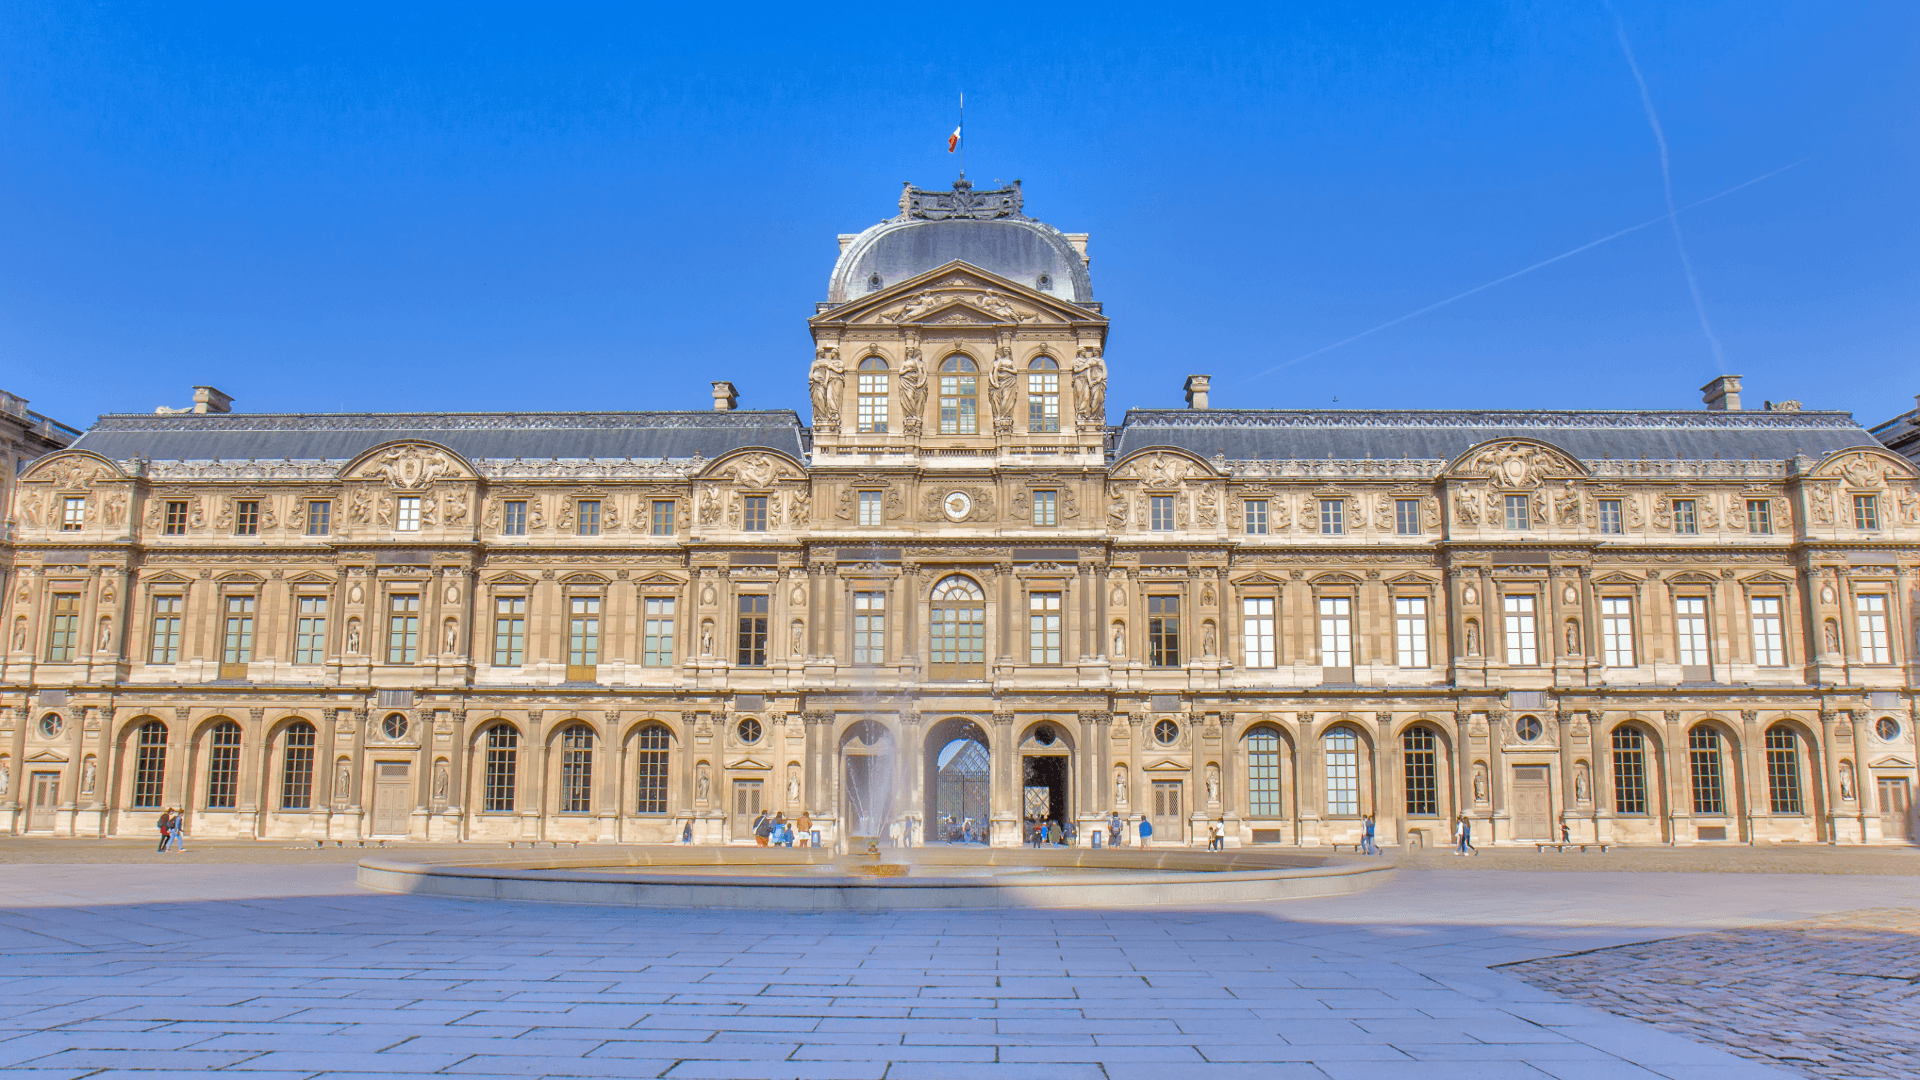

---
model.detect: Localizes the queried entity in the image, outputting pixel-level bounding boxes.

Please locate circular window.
[382,713,409,740]
[37,713,63,740]
[1877,717,1902,742]
[1515,715,1543,742]
[1154,719,1180,745]
[737,717,763,744]
[1033,725,1056,746]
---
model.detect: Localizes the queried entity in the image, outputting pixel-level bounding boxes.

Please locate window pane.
[1749,597,1783,666]
[1598,499,1622,534]
[149,596,183,664]
[205,722,242,808]
[483,726,518,812]
[1244,499,1268,534]
[47,593,80,661]
[502,501,527,535]
[577,500,600,536]
[939,372,977,434]
[1032,490,1056,527]
[1148,596,1180,667]
[1318,596,1351,667]
[1150,496,1175,531]
[1601,597,1635,667]
[396,497,420,532]
[1857,595,1891,663]
[1324,728,1358,816]
[1396,499,1420,535]
[1320,499,1343,534]
[133,722,168,808]
[1765,726,1802,814]
[1503,595,1537,665]
[561,725,593,813]
[858,491,882,527]
[223,596,255,664]
[1853,495,1880,531]
[1745,499,1771,534]
[1394,596,1427,668]
[635,725,671,813]
[1403,726,1437,815]
[1612,727,1646,814]
[737,594,768,666]
[295,596,328,665]
[643,597,676,667]
[1689,727,1724,815]
[854,591,887,665]
[494,596,526,666]
[651,500,675,535]
[307,500,331,535]
[742,496,768,532]
[1242,597,1275,668]
[1247,728,1282,817]
[281,723,316,810]
[1028,592,1061,664]
[1027,370,1059,432]
[857,371,889,433]
[569,596,600,666]
[388,595,419,663]
[1675,597,1709,666]
[1673,499,1697,534]
[1504,495,1529,530]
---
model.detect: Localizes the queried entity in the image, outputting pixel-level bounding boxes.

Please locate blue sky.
[2,2,1914,429]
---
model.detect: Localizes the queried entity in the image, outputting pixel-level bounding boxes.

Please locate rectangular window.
[1749,597,1784,666]
[163,500,189,535]
[854,591,887,665]
[222,596,255,664]
[1244,499,1268,535]
[939,369,977,434]
[1601,597,1636,667]
[205,725,240,808]
[1150,495,1175,531]
[1028,369,1059,432]
[1394,596,1428,668]
[1675,597,1710,667]
[560,729,593,813]
[1396,498,1421,535]
[149,596,183,664]
[1746,499,1771,535]
[1612,728,1647,815]
[387,595,420,663]
[1766,727,1802,815]
[568,596,600,666]
[1853,494,1880,531]
[1242,597,1276,668]
[294,596,328,665]
[234,500,259,536]
[1672,499,1697,535]
[858,491,883,527]
[635,727,670,814]
[742,496,768,532]
[737,594,768,666]
[1690,728,1725,816]
[643,597,675,667]
[857,370,888,433]
[47,593,80,661]
[1028,591,1061,665]
[1247,730,1281,817]
[483,728,517,812]
[1503,595,1538,666]
[395,497,420,532]
[1597,498,1622,534]
[1403,727,1438,816]
[1147,596,1180,667]
[651,500,675,535]
[1857,595,1891,664]
[61,496,85,531]
[132,725,167,809]
[493,596,526,667]
[1504,494,1529,531]
[1320,498,1344,535]
[1318,597,1353,667]
[501,500,527,536]
[306,500,331,535]
[1032,490,1057,527]
[1324,728,1358,816]
[576,500,601,536]
[281,724,315,810]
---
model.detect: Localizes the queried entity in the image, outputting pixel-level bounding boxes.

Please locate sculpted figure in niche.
[1565,620,1580,654]
[1071,346,1107,421]
[696,763,711,803]
[791,620,805,656]
[443,619,459,654]
[97,617,112,651]
[13,617,27,652]
[0,761,9,797]
[1114,768,1128,805]
[700,621,715,656]
[1206,764,1220,805]
[897,352,927,434]
[1112,623,1126,658]
[1824,620,1840,655]
[808,346,845,426]
[1202,622,1217,657]
[1574,762,1590,804]
[1473,764,1488,804]
[1839,761,1856,801]
[787,769,801,805]
[336,762,353,802]
[433,761,450,802]
[987,351,1018,424]
[1465,621,1480,657]
[81,757,96,795]
[345,618,362,654]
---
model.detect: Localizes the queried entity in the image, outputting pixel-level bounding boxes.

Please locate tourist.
[1561,823,1571,844]
[1461,816,1476,856]
[1453,815,1466,855]
[752,810,772,847]
[166,811,186,853]
[156,809,173,853]
[1108,811,1124,847]
[1062,819,1076,846]
[1207,821,1223,852]
[681,821,693,845]
[1362,814,1377,856]
[796,810,812,847]
[902,817,915,847]
[1137,816,1153,849]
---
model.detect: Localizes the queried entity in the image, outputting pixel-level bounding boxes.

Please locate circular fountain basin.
[357,847,1391,909]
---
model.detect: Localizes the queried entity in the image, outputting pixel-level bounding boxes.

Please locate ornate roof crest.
[898,178,1024,221]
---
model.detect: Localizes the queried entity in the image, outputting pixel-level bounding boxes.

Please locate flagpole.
[959,91,965,180]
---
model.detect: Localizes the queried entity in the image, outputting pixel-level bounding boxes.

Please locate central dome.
[827,179,1093,305]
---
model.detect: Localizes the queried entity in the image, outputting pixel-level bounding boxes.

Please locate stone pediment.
[1592,571,1642,586]
[1142,758,1188,772]
[1386,572,1438,587]
[1232,572,1285,587]
[815,261,1102,329]
[1447,438,1585,489]
[1109,447,1219,485]
[697,449,808,486]
[637,572,684,586]
[1809,448,1914,487]
[486,572,536,586]
[1870,756,1912,769]
[1739,571,1793,586]
[1666,572,1718,586]
[727,756,772,771]
[26,749,69,763]
[287,571,333,584]
[19,450,128,489]
[342,442,478,490]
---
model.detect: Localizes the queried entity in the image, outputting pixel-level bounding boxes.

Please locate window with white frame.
[1319,498,1344,534]
[1242,597,1276,668]
[396,496,421,531]
[1600,596,1635,667]
[1503,595,1538,665]
[1853,494,1880,531]
[1244,499,1268,534]
[61,496,85,531]
[1323,727,1359,815]
[857,491,883,527]
[1749,596,1784,666]
[1746,499,1772,534]
[853,591,886,665]
[642,597,675,666]
[294,596,327,665]
[1028,591,1061,664]
[1318,596,1352,667]
[1674,597,1710,666]
[1857,594,1891,663]
[1027,356,1060,432]
[494,596,526,666]
[1032,490,1057,527]
[938,355,977,434]
[1504,494,1529,530]
[1597,498,1622,534]
[1150,495,1175,531]
[857,357,889,433]
[1394,596,1428,668]
[1672,499,1698,535]
[1396,498,1421,535]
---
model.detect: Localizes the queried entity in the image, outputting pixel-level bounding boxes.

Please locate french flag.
[947,124,961,153]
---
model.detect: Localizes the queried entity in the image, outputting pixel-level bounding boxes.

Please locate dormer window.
[1036,273,1052,291]
[867,272,882,292]
[857,357,889,433]
[939,355,978,435]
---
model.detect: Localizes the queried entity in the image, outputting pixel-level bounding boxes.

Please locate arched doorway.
[1020,722,1071,842]
[841,720,895,841]
[924,718,989,843]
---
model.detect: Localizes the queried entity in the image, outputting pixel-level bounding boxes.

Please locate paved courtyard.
[0,843,1916,1079]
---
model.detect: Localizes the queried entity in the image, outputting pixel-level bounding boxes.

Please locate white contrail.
[1237,159,1803,385]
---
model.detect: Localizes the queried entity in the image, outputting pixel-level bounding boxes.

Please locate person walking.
[1362,814,1377,856]
[1454,815,1467,855]
[797,810,813,847]
[681,820,694,845]
[1108,811,1124,848]
[1209,821,1225,852]
[1461,816,1476,856]
[156,809,174,853]
[166,811,186,852]
[752,810,772,847]
[1137,816,1153,849]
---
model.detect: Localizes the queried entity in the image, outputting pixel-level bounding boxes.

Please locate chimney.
[1700,375,1742,411]
[1184,374,1212,410]
[711,381,738,412]
[191,386,233,414]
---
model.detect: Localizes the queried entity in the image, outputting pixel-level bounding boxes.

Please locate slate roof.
[1869,403,1920,465]
[1113,409,1881,464]
[67,411,808,464]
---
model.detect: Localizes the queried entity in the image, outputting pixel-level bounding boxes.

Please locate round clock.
[943,491,972,521]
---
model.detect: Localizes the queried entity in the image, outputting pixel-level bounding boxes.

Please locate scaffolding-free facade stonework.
[3,179,1917,848]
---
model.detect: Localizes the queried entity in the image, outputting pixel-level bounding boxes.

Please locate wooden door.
[1151,780,1184,844]
[1880,778,1912,840]
[372,762,411,835]
[26,773,59,832]
[732,780,763,841]
[1511,765,1551,839]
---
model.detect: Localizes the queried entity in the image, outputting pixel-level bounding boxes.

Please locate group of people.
[1454,814,1478,855]
[749,810,813,847]
[1025,817,1077,847]
[153,809,186,852]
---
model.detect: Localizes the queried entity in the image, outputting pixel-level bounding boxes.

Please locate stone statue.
[1202,622,1217,656]
[11,618,25,652]
[696,764,711,802]
[1112,624,1125,658]
[897,353,928,434]
[336,762,352,801]
[0,760,9,796]
[345,618,362,654]
[1839,761,1856,802]
[97,617,113,651]
[443,620,459,653]
[1473,764,1488,804]
[1565,621,1580,654]
[700,621,715,656]
[1107,492,1128,527]
[787,774,800,804]
[791,621,804,655]
[81,758,96,795]
[1465,621,1480,657]
[1205,764,1220,804]
[1071,346,1107,421]
[808,347,845,425]
[1114,768,1128,804]
[1824,620,1840,655]
[987,351,1018,425]
[1574,762,1589,804]
[433,761,450,802]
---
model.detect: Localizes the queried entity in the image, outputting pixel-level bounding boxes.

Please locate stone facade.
[3,181,1917,848]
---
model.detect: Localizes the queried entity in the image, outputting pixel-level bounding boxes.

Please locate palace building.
[3,178,1917,848]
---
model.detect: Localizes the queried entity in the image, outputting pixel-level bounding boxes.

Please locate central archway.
[924,718,990,844]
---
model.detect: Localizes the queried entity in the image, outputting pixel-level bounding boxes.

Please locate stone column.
[1297,712,1320,842]
[1664,709,1687,844]
[991,711,1017,845]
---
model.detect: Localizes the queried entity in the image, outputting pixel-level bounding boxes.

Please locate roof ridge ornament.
[899,177,1024,221]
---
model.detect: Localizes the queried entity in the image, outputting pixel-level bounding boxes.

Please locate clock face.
[943,491,972,521]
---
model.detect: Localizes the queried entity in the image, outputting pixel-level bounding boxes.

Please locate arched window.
[938,355,978,434]
[857,356,889,434]
[560,724,593,813]
[205,721,242,809]
[929,575,986,680]
[132,721,167,809]
[1765,725,1802,814]
[1688,726,1724,816]
[1246,728,1282,817]
[635,724,671,814]
[1324,727,1359,816]
[483,725,518,812]
[1027,355,1059,433]
[281,722,317,810]
[1403,726,1438,816]
[1612,727,1647,814]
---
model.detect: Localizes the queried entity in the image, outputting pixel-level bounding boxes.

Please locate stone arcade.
[3,178,1917,848]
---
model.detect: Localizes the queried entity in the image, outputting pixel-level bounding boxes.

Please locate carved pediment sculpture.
[705,450,805,489]
[1451,440,1583,490]
[20,451,126,490]
[345,443,473,490]
[1111,449,1214,487]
